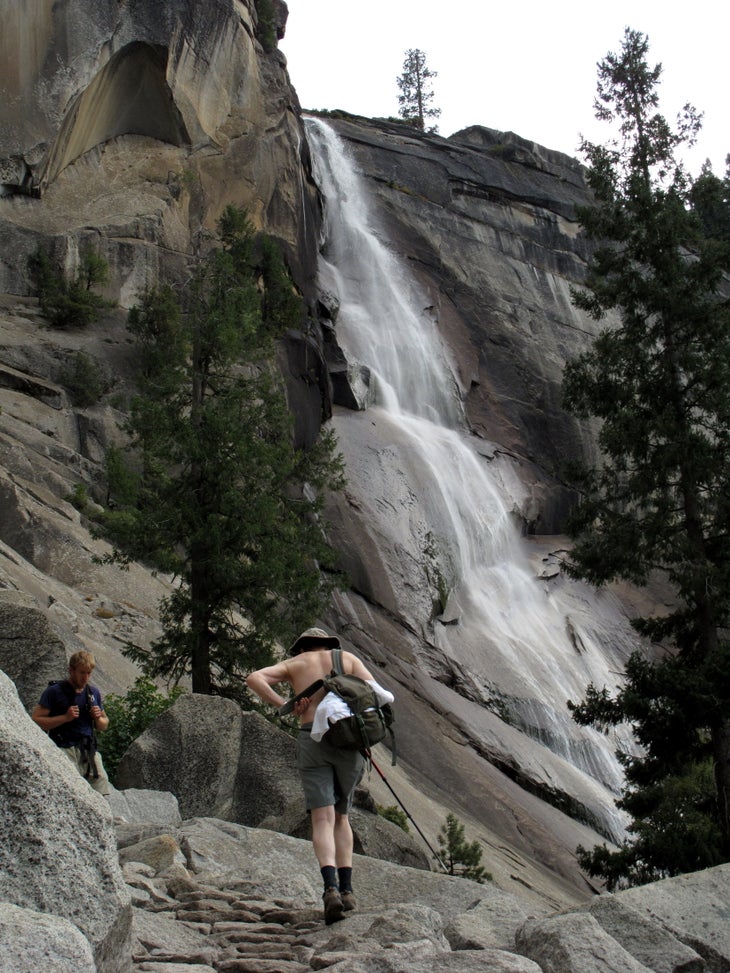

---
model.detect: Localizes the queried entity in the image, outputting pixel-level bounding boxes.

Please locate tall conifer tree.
[691,158,730,246]
[104,207,344,697]
[562,28,730,888]
[396,49,441,132]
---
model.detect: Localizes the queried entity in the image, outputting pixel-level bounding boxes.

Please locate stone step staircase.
[132,876,324,972]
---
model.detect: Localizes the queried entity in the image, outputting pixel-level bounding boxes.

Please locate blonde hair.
[69,650,96,671]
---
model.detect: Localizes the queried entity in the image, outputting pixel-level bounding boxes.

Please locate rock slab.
[0,669,132,973]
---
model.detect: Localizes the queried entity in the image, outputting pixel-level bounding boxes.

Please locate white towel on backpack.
[310,679,394,742]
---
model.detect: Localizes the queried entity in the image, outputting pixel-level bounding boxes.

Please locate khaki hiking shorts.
[60,744,111,796]
[297,727,365,814]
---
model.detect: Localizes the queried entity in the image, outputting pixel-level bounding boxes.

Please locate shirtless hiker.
[246,627,375,924]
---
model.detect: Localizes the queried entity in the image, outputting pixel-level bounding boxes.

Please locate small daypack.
[321,648,395,758]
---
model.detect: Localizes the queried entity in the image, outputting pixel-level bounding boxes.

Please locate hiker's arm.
[345,652,375,681]
[90,705,109,732]
[31,703,78,732]
[245,662,290,709]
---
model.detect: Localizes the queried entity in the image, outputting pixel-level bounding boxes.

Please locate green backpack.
[322,648,395,758]
[279,648,395,760]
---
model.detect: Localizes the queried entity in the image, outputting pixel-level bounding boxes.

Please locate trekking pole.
[367,752,449,873]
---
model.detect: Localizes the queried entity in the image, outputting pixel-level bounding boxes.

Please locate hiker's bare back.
[246,648,374,723]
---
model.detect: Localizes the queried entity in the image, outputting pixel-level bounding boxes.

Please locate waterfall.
[306,117,635,842]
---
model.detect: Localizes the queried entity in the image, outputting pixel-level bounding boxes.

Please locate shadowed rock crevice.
[38,43,191,193]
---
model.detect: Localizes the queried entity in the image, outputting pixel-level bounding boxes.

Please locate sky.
[281,0,728,177]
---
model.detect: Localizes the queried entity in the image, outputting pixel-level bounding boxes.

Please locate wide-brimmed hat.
[288,627,340,656]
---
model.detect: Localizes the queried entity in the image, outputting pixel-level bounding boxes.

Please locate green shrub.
[259,235,304,332]
[66,483,90,512]
[59,351,107,406]
[255,0,277,51]
[97,676,185,781]
[105,443,140,508]
[30,245,114,329]
[377,804,410,833]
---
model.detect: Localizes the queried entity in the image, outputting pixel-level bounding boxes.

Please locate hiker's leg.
[60,746,85,780]
[333,811,354,868]
[335,815,356,912]
[89,750,111,796]
[312,804,345,923]
[311,804,337,867]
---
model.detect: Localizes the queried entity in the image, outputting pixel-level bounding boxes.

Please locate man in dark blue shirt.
[32,650,111,795]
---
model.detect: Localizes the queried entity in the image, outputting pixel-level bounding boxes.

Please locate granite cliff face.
[1,0,295,209]
[0,0,644,911]
[0,0,329,442]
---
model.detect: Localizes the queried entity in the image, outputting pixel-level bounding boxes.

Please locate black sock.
[321,865,338,891]
[338,866,353,894]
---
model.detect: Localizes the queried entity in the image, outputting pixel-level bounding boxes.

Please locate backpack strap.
[331,647,344,676]
[52,679,76,704]
[47,679,77,722]
[77,734,99,779]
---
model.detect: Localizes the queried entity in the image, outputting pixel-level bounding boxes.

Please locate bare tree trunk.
[190,535,212,694]
[712,716,730,850]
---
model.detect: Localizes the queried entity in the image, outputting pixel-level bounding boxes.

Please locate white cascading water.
[306,117,635,841]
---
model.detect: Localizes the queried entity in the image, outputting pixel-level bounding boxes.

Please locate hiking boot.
[341,890,356,912]
[323,886,345,924]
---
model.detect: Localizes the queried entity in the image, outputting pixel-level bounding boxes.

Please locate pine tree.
[396,49,441,132]
[436,813,490,883]
[690,158,730,247]
[562,28,730,888]
[102,207,345,698]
